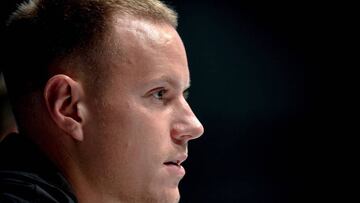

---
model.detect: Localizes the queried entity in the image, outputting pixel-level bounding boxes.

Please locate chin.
[168,188,181,203]
[119,188,180,203]
[152,186,180,203]
[163,193,180,203]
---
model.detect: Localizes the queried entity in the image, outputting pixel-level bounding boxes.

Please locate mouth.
[163,155,187,177]
[164,160,181,167]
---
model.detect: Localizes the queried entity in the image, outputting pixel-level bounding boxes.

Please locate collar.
[0,133,77,201]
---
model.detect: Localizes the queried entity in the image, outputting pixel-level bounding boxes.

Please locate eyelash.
[152,89,168,100]
[183,89,190,100]
[150,88,190,103]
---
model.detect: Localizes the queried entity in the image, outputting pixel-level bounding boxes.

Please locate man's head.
[2,0,178,100]
[2,0,204,202]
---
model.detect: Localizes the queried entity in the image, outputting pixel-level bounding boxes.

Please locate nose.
[170,99,204,144]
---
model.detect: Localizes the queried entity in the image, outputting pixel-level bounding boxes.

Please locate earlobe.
[44,74,85,141]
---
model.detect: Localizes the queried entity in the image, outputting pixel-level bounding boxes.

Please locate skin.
[42,16,204,203]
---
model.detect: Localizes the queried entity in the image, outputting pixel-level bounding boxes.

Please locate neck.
[68,172,122,203]
[58,147,122,203]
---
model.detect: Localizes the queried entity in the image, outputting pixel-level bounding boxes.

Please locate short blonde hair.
[3,0,178,97]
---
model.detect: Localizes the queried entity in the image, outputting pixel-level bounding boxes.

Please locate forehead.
[103,15,190,88]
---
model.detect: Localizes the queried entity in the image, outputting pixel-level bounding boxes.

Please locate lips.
[163,154,187,176]
[164,160,180,166]
[164,154,187,166]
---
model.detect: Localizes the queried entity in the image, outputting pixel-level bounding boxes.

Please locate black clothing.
[0,133,77,203]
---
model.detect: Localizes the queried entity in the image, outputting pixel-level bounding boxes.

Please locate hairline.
[72,12,178,92]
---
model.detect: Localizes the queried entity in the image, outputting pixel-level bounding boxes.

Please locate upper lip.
[164,154,188,166]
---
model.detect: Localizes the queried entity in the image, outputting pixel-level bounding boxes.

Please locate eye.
[152,89,167,100]
[183,88,190,100]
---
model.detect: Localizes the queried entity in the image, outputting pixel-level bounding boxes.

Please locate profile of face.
[79,17,204,203]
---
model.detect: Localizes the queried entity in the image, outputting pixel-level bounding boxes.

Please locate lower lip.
[164,164,186,177]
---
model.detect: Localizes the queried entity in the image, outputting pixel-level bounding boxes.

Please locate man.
[0,0,204,202]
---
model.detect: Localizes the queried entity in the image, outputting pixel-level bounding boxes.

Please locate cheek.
[125,114,171,161]
[84,99,180,201]
[128,103,172,138]
[95,103,170,165]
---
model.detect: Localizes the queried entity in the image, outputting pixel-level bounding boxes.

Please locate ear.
[44,74,86,141]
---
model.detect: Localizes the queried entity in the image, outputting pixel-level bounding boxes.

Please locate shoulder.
[0,134,77,202]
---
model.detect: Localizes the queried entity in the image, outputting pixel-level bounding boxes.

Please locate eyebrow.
[146,75,191,90]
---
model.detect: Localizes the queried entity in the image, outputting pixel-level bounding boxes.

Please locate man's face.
[81,17,204,202]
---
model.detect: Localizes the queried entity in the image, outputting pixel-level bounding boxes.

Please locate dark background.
[1,0,353,202]
[164,0,350,203]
